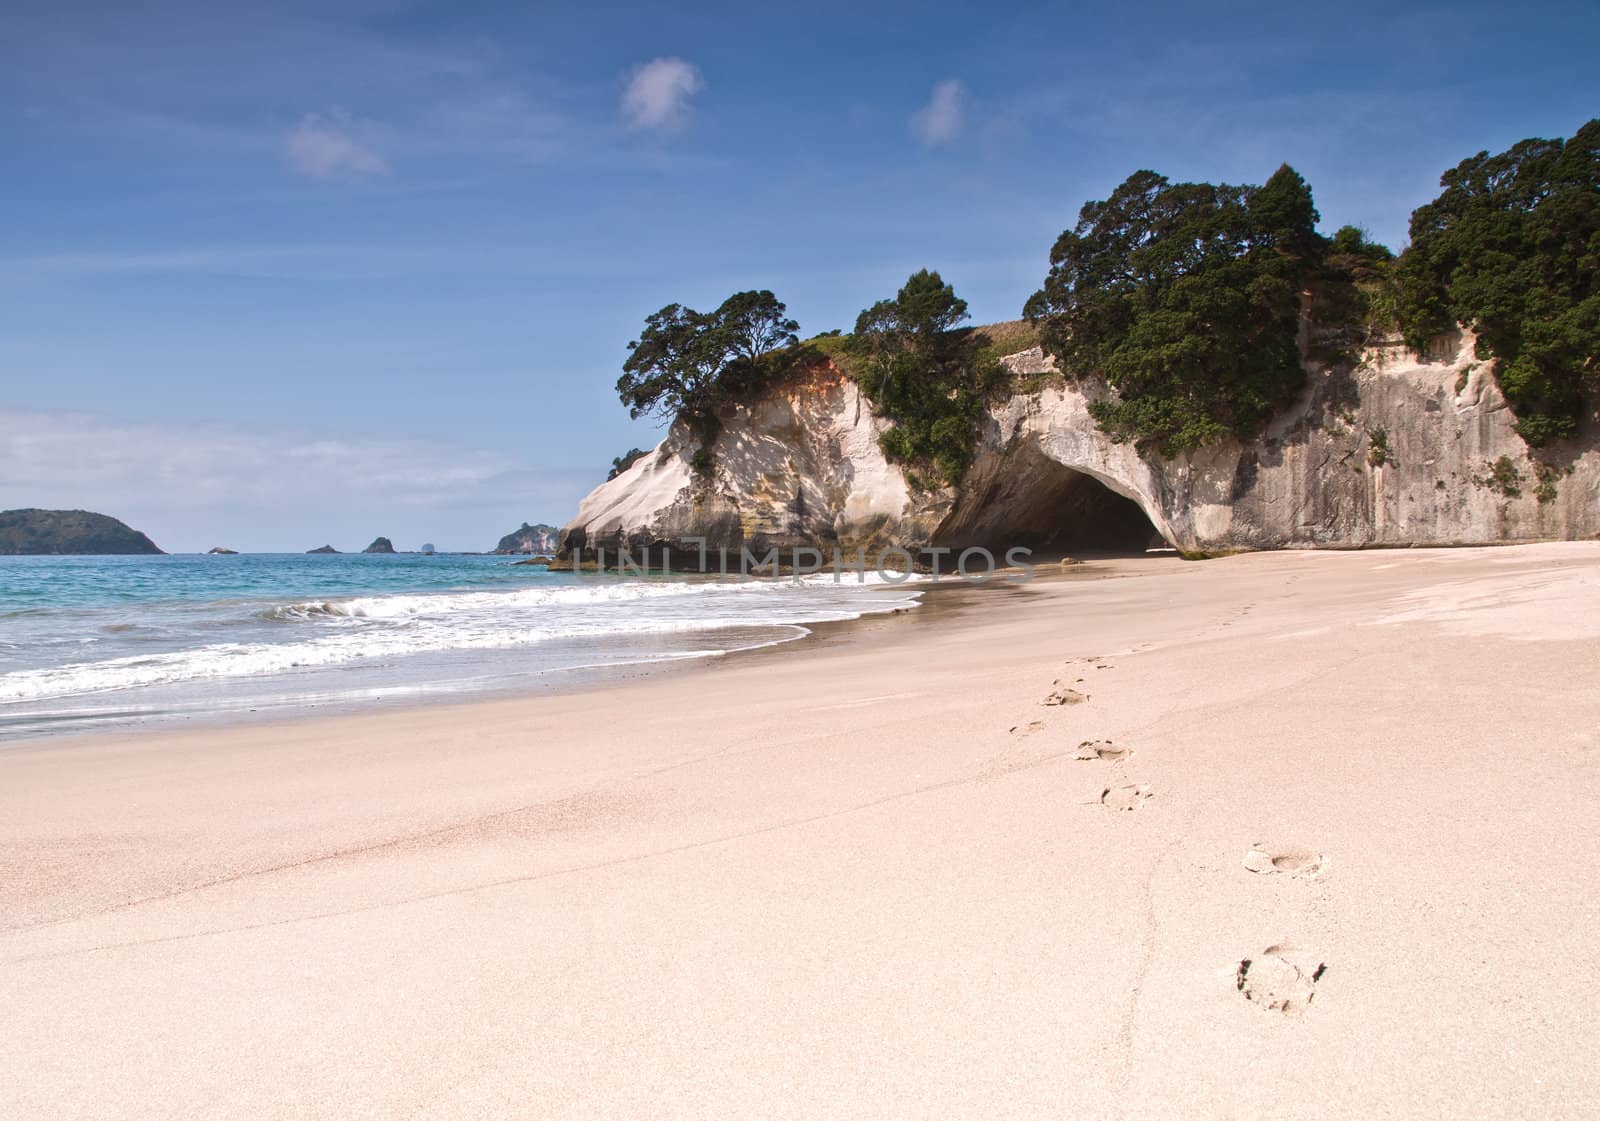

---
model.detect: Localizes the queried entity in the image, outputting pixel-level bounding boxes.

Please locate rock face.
[492,521,563,553]
[307,545,339,554]
[362,537,396,554]
[0,509,164,555]
[558,332,1600,564]
[494,523,561,554]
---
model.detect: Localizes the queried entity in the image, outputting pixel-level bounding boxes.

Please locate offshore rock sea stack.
[559,330,1600,565]
[493,522,561,554]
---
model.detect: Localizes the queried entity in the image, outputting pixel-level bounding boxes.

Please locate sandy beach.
[3,543,1598,1120]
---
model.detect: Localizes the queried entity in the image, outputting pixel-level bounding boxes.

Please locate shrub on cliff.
[607,448,649,480]
[851,270,1009,485]
[1397,118,1600,446]
[1024,165,1343,455]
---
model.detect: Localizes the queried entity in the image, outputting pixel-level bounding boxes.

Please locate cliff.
[494,523,561,554]
[558,331,1600,564]
[0,509,164,555]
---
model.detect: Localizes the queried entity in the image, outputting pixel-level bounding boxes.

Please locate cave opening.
[941,446,1168,556]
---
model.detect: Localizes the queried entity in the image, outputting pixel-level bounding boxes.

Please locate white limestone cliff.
[559,332,1599,563]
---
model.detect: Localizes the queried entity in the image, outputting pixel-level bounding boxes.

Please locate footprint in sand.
[1236,945,1326,1013]
[1042,683,1089,706]
[1009,720,1046,737]
[1242,845,1326,878]
[1099,783,1151,811]
[1074,740,1132,762]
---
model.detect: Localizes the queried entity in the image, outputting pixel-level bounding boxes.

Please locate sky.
[2,0,1597,553]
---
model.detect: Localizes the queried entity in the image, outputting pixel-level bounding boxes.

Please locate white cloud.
[284,111,389,179]
[621,58,704,131]
[910,80,965,147]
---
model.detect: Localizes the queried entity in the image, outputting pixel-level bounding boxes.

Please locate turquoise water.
[0,554,921,739]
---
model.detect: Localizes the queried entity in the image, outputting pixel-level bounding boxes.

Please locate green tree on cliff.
[1024,165,1330,455]
[1397,118,1600,446]
[718,290,801,363]
[852,269,971,407]
[616,290,800,423]
[851,270,1002,484]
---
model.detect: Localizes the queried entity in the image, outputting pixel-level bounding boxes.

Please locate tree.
[1398,118,1600,446]
[851,270,971,410]
[617,304,728,422]
[893,269,969,340]
[852,298,910,404]
[1025,164,1328,454]
[850,270,999,484]
[717,290,799,363]
[616,291,802,423]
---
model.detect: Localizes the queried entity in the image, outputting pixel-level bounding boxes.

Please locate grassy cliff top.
[800,319,1042,387]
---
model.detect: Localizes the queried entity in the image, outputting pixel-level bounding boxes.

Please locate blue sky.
[2,0,1596,552]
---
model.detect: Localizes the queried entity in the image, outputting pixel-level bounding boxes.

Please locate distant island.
[494,522,561,554]
[307,545,339,554]
[363,537,396,554]
[208,546,238,555]
[0,509,164,555]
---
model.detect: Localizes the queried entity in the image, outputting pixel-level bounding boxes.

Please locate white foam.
[0,576,921,703]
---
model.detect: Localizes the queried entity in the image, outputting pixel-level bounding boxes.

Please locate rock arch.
[938,436,1172,554]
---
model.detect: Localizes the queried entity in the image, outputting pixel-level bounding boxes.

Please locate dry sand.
[3,543,1599,1119]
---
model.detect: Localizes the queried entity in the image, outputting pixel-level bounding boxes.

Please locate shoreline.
[0,566,980,749]
[5,542,1598,1118]
[0,556,1129,753]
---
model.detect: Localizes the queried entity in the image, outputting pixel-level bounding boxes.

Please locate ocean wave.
[260,571,920,622]
[0,576,920,703]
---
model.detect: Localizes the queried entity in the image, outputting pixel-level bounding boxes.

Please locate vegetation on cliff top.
[1396,118,1599,446]
[1024,165,1391,454]
[611,117,1597,474]
[840,271,1002,483]
[616,290,798,424]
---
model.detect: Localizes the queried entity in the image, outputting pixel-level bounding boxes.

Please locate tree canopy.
[605,120,1597,485]
[850,270,1003,484]
[1398,118,1600,446]
[1024,164,1331,454]
[617,290,799,423]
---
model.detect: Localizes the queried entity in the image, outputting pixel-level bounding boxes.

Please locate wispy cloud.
[0,242,645,284]
[284,110,388,178]
[1,5,571,176]
[621,57,703,131]
[911,80,965,147]
[0,408,594,552]
[0,409,512,504]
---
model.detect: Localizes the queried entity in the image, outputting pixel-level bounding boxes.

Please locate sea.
[0,553,923,741]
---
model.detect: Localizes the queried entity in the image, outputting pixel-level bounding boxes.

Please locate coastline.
[0,559,1131,752]
[4,543,1599,1118]
[0,563,946,746]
